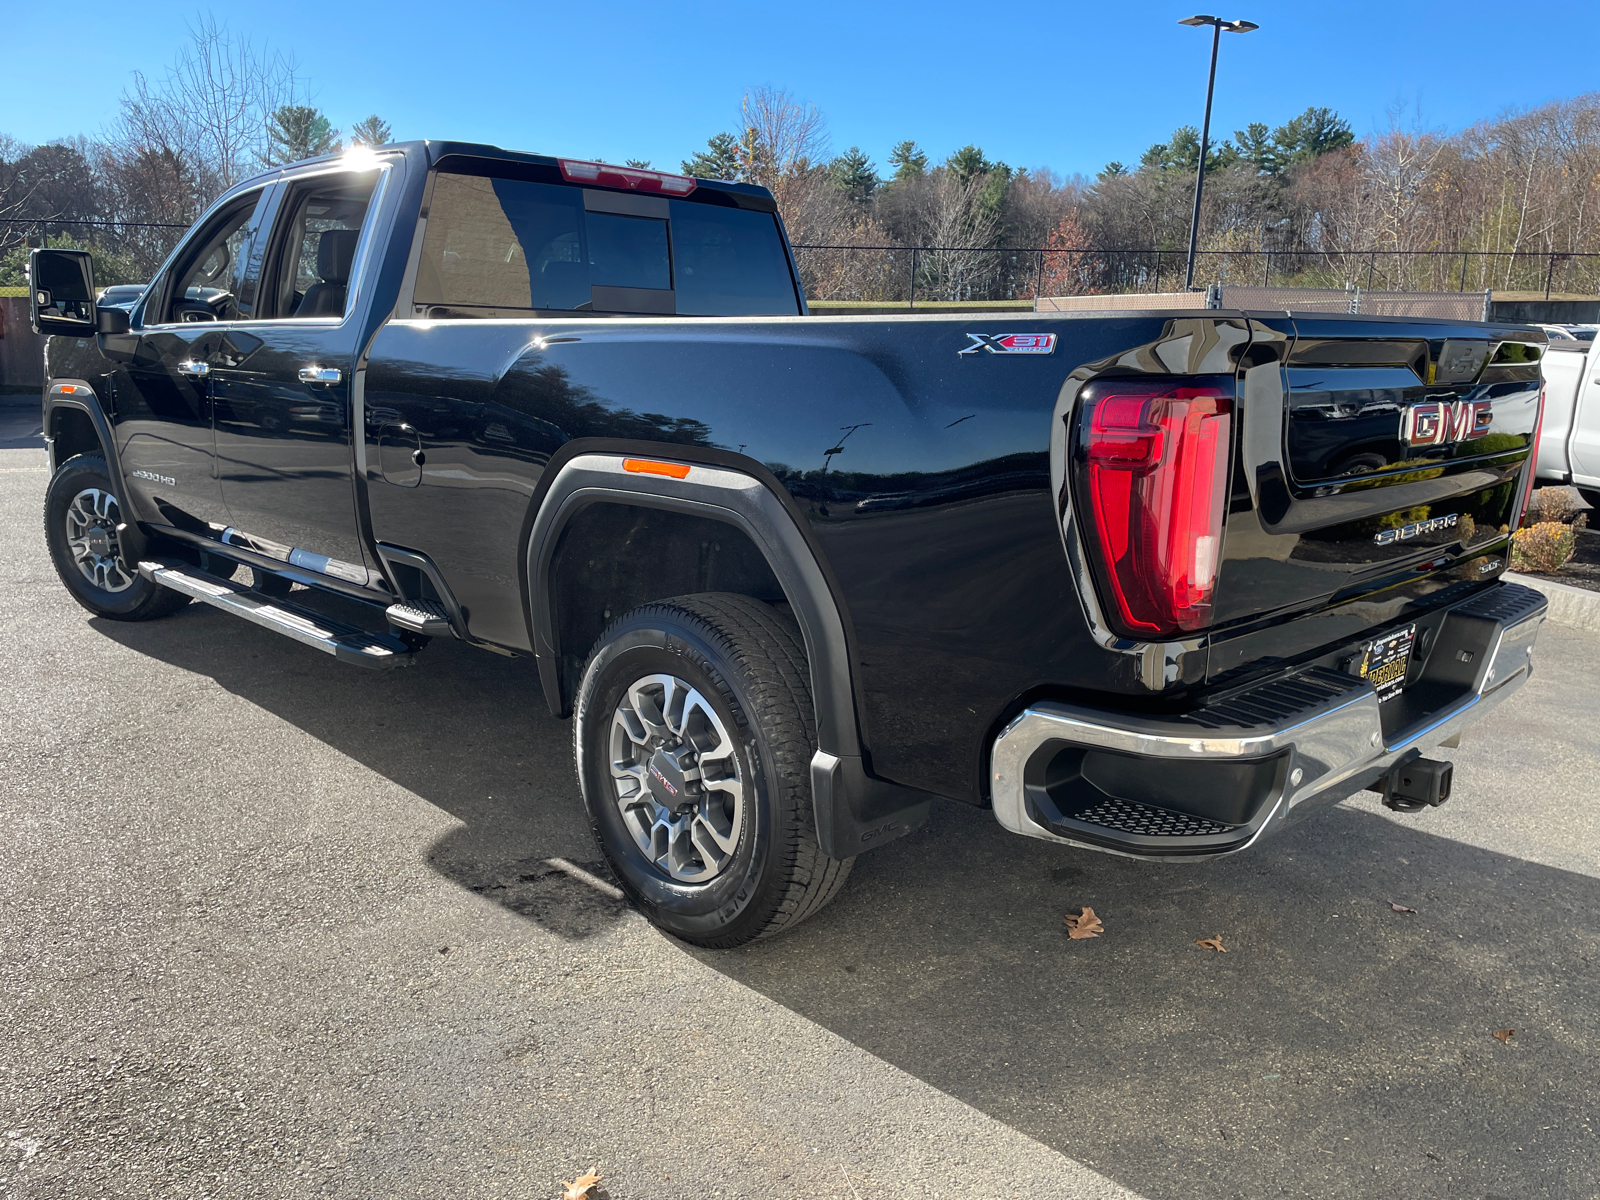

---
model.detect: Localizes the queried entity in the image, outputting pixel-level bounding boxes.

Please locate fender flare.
[525,452,930,858]
[41,377,159,561]
[42,380,140,512]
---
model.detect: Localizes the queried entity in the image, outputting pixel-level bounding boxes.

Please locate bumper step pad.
[1072,797,1237,839]
[139,558,416,669]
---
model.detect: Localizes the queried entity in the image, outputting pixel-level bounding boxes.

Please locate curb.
[1505,571,1600,633]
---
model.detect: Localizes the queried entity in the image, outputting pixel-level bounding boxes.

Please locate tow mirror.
[29,248,97,336]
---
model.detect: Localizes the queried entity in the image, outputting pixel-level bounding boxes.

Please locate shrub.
[1525,486,1578,526]
[1511,521,1577,572]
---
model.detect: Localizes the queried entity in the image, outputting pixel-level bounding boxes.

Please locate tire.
[43,454,191,621]
[573,592,853,947]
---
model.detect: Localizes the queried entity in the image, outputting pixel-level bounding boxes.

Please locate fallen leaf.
[561,1166,603,1199]
[1064,906,1104,939]
[1388,901,1418,914]
[1196,935,1228,953]
[1493,1029,1515,1044]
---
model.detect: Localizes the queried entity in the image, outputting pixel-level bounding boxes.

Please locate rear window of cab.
[413,170,800,318]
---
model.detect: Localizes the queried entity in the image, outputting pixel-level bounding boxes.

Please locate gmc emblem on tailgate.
[1400,399,1492,448]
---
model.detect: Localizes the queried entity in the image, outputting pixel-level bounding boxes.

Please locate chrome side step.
[385,599,452,636]
[138,558,416,669]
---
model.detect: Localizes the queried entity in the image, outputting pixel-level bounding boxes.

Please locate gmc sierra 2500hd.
[30,142,1548,947]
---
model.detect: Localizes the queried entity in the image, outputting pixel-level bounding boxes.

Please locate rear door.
[209,163,390,584]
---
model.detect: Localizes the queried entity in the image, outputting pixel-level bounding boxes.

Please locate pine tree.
[827,147,878,203]
[681,132,741,180]
[1270,107,1354,168]
[887,140,927,181]
[1234,122,1278,173]
[349,115,392,148]
[264,105,339,165]
[945,144,994,186]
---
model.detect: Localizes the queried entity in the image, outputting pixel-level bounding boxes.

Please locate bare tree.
[734,87,829,205]
[918,170,1003,300]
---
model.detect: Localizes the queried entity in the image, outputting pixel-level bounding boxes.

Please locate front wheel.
[573,593,852,947]
[43,454,190,621]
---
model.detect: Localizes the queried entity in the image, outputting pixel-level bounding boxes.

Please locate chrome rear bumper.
[990,582,1547,859]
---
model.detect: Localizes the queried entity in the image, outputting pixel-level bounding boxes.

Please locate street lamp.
[1178,14,1258,291]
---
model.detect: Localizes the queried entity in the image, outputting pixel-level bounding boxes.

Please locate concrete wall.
[0,298,48,395]
[1486,297,1600,325]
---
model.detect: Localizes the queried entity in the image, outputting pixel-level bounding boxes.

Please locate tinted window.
[161,189,264,323]
[586,212,670,290]
[669,202,797,316]
[264,170,379,319]
[414,170,798,316]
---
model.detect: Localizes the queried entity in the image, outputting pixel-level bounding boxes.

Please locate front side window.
[413,169,799,317]
[262,170,380,319]
[158,189,265,324]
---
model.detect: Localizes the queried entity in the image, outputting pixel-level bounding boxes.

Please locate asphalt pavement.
[2,400,1597,1199]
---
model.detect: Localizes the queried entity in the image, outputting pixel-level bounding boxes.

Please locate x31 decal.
[958,332,1057,355]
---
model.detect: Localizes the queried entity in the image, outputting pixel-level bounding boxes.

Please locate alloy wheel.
[64,487,134,593]
[608,673,745,883]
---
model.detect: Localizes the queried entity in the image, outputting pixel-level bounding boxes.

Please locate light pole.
[1179,15,1258,291]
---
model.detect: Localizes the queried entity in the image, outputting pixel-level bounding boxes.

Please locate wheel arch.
[526,452,860,758]
[42,380,137,512]
[525,450,935,860]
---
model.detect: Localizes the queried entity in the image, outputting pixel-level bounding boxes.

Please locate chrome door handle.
[177,360,210,377]
[298,367,342,385]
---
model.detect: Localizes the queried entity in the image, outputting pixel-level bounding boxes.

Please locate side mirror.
[30,248,97,336]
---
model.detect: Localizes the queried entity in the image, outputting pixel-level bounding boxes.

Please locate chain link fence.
[793,245,1600,305]
[8,219,1599,305]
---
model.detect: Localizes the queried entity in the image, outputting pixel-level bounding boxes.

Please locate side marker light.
[622,458,691,480]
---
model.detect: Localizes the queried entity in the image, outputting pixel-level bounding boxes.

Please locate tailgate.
[1208,313,1543,682]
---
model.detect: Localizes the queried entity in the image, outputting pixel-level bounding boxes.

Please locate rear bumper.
[989,581,1547,859]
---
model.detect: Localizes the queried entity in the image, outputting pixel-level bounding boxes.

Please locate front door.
[210,166,385,584]
[115,188,270,531]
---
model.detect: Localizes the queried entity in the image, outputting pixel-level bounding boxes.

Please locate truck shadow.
[96,602,629,940]
[96,603,1600,1200]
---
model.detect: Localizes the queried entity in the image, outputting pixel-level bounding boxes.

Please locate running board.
[138,558,416,669]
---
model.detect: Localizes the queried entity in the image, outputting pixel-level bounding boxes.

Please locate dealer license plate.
[1358,624,1415,703]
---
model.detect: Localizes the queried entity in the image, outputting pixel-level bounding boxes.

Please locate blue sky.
[9,1,1593,180]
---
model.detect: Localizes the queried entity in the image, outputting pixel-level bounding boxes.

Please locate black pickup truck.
[30,141,1549,947]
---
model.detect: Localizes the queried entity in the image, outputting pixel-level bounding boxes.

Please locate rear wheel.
[573,593,852,947]
[43,454,190,621]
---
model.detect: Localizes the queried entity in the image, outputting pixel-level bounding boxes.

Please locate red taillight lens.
[1083,386,1232,637]
[1512,382,1545,528]
[559,158,697,195]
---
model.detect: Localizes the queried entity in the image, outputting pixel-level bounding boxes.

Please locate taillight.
[1081,384,1232,637]
[1511,382,1545,529]
[558,159,697,195]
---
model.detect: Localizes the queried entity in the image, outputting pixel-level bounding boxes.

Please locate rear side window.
[413,170,799,317]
